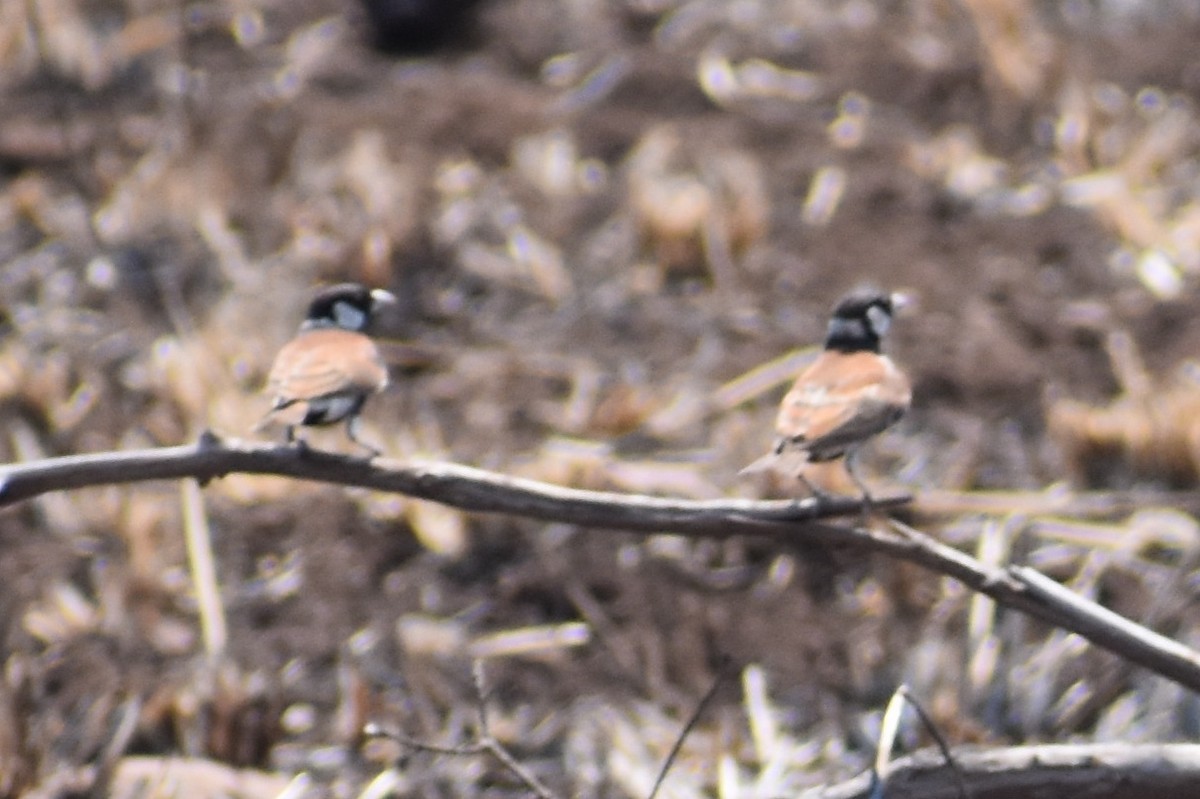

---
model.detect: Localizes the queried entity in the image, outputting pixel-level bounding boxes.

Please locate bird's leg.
[345,416,381,458]
[795,469,831,509]
[285,426,311,454]
[844,449,875,523]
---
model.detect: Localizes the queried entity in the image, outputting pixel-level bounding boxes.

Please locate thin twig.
[471,660,558,799]
[870,685,966,799]
[896,687,966,799]
[364,723,482,757]
[478,738,556,799]
[648,657,735,799]
[472,660,491,736]
[365,664,559,799]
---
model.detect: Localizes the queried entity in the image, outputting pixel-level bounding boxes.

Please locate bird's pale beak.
[370,288,398,307]
[890,291,916,313]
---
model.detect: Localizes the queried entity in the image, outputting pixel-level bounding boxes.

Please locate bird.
[257,283,396,456]
[741,290,911,503]
[357,0,482,54]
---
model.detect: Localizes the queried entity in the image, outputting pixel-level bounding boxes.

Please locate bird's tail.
[738,448,811,478]
[252,400,306,434]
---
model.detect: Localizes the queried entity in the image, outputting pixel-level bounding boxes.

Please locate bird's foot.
[857,491,876,527]
[345,417,383,460]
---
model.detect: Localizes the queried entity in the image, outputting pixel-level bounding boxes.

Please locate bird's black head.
[302,283,397,332]
[823,291,900,353]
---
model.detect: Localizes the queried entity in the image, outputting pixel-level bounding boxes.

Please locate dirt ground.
[4,0,1200,797]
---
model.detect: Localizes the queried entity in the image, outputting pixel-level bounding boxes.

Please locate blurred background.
[3,0,1200,796]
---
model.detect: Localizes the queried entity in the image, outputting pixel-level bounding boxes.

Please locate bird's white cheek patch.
[334,302,367,331]
[309,394,361,424]
[866,305,890,336]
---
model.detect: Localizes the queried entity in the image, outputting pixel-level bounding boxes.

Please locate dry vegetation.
[4,0,1200,796]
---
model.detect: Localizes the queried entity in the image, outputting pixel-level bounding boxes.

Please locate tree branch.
[0,431,900,523]
[807,743,1200,799]
[3,433,1200,694]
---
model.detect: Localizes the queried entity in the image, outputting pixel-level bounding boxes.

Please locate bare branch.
[807,743,1200,799]
[0,431,900,523]
[4,434,1200,695]
[883,520,1200,690]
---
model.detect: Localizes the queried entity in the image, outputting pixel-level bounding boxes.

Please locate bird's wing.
[774,351,910,456]
[266,329,387,406]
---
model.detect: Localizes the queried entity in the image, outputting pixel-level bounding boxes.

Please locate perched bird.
[742,290,911,501]
[258,283,396,456]
[357,0,483,54]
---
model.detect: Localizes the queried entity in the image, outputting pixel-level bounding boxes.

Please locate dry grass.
[3,0,1200,796]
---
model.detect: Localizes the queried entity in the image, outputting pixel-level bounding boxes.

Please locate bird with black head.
[258,283,396,457]
[742,290,912,503]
